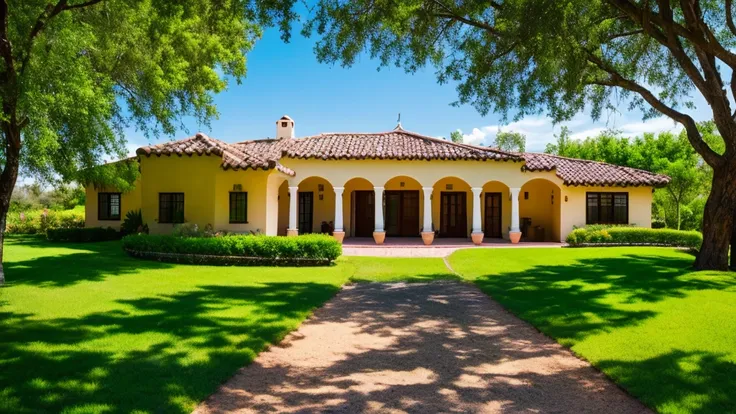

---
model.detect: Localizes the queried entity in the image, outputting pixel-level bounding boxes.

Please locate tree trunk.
[695,157,736,271]
[676,201,681,230]
[0,123,21,286]
[731,207,736,271]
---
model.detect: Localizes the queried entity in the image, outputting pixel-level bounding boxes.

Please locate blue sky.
[124,26,714,155]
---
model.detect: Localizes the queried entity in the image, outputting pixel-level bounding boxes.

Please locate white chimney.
[276,115,295,139]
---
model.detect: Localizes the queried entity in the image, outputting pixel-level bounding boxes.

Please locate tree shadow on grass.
[598,350,736,413]
[4,239,173,287]
[472,253,733,343]
[0,282,341,413]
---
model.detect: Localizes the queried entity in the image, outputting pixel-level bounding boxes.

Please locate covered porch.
[276,173,563,245]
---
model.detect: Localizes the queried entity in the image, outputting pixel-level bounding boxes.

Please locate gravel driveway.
[194,281,649,413]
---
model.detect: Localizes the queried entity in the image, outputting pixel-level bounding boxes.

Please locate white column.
[510,187,521,232]
[288,186,298,233]
[334,187,344,231]
[374,186,384,232]
[422,187,433,232]
[471,187,483,234]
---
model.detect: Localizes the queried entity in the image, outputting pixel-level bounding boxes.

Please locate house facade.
[85,116,669,244]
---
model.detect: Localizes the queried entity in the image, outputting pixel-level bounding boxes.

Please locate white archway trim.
[510,187,521,233]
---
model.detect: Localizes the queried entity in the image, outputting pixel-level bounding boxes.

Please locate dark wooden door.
[440,192,467,237]
[484,192,502,238]
[298,192,313,233]
[385,191,420,237]
[353,190,374,237]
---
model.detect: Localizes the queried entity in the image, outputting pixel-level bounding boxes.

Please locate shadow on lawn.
[470,252,736,412]
[4,239,172,287]
[473,253,731,343]
[0,282,341,413]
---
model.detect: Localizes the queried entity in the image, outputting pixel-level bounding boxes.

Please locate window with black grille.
[159,193,184,223]
[98,193,121,220]
[229,192,248,223]
[586,192,628,225]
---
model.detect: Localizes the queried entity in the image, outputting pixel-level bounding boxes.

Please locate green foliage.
[47,227,121,243]
[493,131,526,152]
[10,183,85,211]
[122,234,343,262]
[120,209,148,235]
[5,209,84,234]
[566,227,702,249]
[449,130,463,143]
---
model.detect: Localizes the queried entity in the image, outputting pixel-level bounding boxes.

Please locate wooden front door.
[384,191,420,237]
[298,192,313,233]
[484,192,503,238]
[440,192,467,237]
[353,190,374,237]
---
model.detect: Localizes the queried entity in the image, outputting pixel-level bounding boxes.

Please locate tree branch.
[728,0,736,36]
[429,0,502,37]
[0,0,13,79]
[605,29,644,41]
[585,51,722,167]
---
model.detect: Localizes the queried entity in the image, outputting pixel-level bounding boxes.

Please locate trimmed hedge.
[566,226,702,249]
[6,209,85,234]
[122,233,342,265]
[47,227,122,243]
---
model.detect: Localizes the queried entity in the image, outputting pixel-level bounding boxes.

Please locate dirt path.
[194,282,649,413]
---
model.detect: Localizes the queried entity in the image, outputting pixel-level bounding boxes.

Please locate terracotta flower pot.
[373,231,386,245]
[333,231,345,244]
[286,229,299,237]
[471,232,484,246]
[421,231,435,246]
[509,231,522,244]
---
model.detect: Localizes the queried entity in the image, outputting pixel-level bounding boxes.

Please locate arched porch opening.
[519,178,562,242]
[295,176,335,234]
[432,177,472,238]
[481,181,511,240]
[382,176,424,237]
[343,177,374,238]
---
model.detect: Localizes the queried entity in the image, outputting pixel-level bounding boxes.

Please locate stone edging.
[124,248,333,266]
[566,243,695,248]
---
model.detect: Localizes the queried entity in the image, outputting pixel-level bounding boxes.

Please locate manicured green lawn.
[449,247,736,414]
[0,237,357,413]
[3,238,734,414]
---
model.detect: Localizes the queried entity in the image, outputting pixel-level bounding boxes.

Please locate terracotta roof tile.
[135,130,669,187]
[522,153,670,187]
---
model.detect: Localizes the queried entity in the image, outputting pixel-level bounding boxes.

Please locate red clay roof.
[136,130,669,187]
[522,153,670,187]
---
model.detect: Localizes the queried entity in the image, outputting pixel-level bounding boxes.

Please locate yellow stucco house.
[85,116,669,245]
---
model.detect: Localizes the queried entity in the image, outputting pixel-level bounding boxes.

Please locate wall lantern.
[565,195,568,202]
[400,181,405,188]
[446,184,453,190]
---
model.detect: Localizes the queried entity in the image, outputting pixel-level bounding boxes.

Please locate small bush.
[171,222,201,238]
[122,233,342,264]
[47,227,122,243]
[121,209,148,235]
[6,209,85,234]
[566,226,702,249]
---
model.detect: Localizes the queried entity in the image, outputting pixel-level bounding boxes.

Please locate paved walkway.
[342,238,564,257]
[195,282,648,413]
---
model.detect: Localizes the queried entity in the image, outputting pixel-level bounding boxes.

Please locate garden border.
[566,243,696,249]
[124,248,333,266]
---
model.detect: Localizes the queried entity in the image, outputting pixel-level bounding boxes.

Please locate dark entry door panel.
[353,191,374,237]
[484,192,502,238]
[440,192,467,237]
[385,191,419,237]
[298,192,313,233]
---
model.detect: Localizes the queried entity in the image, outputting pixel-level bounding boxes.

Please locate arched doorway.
[433,177,472,238]
[383,176,423,237]
[343,177,374,238]
[519,178,562,242]
[481,180,511,240]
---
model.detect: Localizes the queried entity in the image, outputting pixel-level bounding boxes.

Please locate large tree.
[0,0,294,285]
[303,0,736,270]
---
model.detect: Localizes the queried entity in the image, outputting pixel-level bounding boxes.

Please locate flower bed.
[122,233,342,266]
[566,226,702,250]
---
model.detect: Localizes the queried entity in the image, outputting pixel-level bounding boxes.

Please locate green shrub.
[6,209,85,234]
[566,227,702,249]
[47,227,121,243]
[122,233,342,264]
[121,209,148,235]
